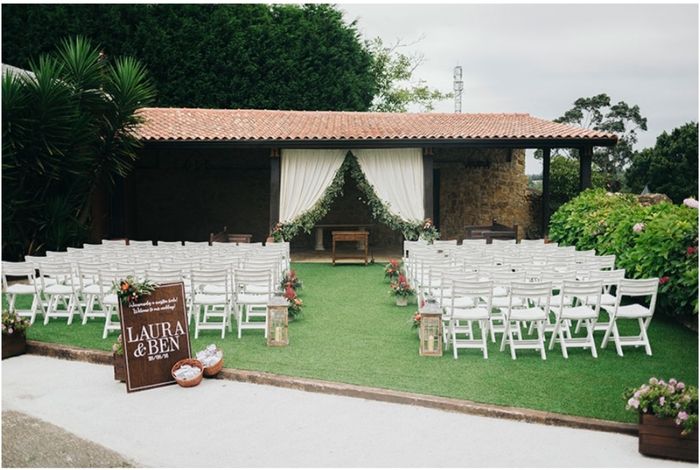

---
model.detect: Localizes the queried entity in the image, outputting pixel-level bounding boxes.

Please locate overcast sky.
[341,3,699,174]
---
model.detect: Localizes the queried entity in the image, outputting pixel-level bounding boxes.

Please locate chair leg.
[481,320,489,359]
[452,320,459,359]
[537,321,547,360]
[499,321,509,352]
[587,319,598,358]
[639,318,652,356]
[508,323,516,360]
[548,321,559,350]
[558,324,569,359]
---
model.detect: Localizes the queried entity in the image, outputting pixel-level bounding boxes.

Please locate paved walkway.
[2,355,693,467]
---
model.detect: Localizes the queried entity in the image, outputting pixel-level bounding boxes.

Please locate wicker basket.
[171,358,203,388]
[202,354,224,378]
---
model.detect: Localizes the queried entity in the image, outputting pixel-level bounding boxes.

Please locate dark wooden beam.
[269,152,281,231]
[579,146,593,192]
[143,137,618,151]
[423,153,433,221]
[541,148,551,236]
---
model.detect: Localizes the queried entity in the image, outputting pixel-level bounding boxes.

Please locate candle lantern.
[419,301,443,357]
[267,296,289,347]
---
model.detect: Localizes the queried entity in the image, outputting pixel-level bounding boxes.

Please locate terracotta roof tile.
[135,108,617,143]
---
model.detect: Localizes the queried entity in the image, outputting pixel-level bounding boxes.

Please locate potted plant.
[2,310,30,359]
[624,377,698,462]
[384,259,402,282]
[112,334,126,382]
[390,274,415,306]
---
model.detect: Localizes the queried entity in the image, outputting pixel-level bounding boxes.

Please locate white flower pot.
[395,297,408,307]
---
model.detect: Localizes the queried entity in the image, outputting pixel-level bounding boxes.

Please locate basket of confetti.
[171,358,204,387]
[197,344,224,377]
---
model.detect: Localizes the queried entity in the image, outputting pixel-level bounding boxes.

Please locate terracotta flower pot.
[638,414,698,462]
[2,331,27,360]
[113,352,126,383]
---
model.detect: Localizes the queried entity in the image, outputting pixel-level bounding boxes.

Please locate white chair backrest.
[617,278,659,306]
[157,241,184,248]
[128,240,154,247]
[451,280,493,310]
[2,261,35,291]
[102,239,127,246]
[510,281,552,308]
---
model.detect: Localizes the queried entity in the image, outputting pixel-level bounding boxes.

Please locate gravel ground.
[2,410,135,468]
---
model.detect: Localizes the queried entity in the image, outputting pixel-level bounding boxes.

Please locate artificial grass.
[6,262,698,423]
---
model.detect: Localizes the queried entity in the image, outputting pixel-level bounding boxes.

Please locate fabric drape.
[352,148,425,221]
[279,149,347,223]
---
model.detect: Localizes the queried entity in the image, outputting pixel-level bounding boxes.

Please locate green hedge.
[549,189,698,316]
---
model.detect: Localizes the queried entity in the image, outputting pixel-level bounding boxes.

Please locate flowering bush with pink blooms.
[1,309,30,336]
[624,377,698,435]
[550,189,698,317]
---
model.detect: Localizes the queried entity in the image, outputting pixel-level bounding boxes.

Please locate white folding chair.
[157,241,183,248]
[486,270,525,343]
[548,279,602,358]
[101,239,127,247]
[77,261,109,324]
[2,261,44,324]
[449,280,493,359]
[39,262,82,325]
[234,268,272,339]
[128,240,154,247]
[190,269,232,339]
[500,281,552,360]
[97,268,121,338]
[601,278,659,356]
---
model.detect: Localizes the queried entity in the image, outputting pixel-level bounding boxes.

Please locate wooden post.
[541,148,551,235]
[269,149,281,232]
[579,146,593,192]
[423,149,433,221]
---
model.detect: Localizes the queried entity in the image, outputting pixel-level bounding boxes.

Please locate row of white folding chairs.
[3,256,285,331]
[430,270,658,359]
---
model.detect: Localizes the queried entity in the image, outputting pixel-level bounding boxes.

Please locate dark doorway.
[433,169,441,230]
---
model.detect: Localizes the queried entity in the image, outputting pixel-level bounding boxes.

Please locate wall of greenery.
[549,189,698,317]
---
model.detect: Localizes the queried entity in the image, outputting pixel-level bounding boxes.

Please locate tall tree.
[626,122,698,203]
[367,37,451,112]
[2,36,155,260]
[552,93,647,188]
[2,4,377,111]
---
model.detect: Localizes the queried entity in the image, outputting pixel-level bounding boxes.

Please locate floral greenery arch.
[272,152,438,242]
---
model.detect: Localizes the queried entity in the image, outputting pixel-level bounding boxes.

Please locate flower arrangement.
[283,285,304,319]
[384,259,402,281]
[390,274,415,298]
[112,334,124,355]
[270,222,285,242]
[281,270,302,291]
[411,311,421,329]
[623,377,698,435]
[2,309,30,336]
[112,276,157,304]
[418,218,440,244]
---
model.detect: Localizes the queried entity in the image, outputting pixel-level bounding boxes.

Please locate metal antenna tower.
[453,66,463,113]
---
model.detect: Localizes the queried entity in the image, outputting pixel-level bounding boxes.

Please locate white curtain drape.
[279,149,347,223]
[352,148,424,221]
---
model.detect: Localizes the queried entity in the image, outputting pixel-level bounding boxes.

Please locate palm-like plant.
[2,36,155,260]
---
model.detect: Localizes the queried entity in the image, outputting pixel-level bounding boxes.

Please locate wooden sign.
[118,282,191,393]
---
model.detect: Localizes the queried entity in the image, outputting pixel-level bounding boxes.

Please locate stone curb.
[26,341,638,436]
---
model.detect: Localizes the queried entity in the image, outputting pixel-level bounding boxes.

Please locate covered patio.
[105,108,617,248]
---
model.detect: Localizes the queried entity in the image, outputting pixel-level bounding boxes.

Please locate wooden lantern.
[419,301,443,357]
[267,296,289,347]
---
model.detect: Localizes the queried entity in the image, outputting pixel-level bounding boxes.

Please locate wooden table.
[315,224,372,251]
[332,231,369,265]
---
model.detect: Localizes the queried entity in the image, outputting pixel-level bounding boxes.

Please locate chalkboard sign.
[118,282,191,393]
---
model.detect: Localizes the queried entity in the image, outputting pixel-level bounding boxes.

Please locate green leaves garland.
[276,152,438,242]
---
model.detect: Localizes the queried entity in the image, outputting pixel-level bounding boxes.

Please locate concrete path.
[2,355,693,467]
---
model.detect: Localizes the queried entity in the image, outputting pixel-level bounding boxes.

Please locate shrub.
[549,189,698,316]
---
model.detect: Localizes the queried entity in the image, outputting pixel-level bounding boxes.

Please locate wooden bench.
[332,231,369,265]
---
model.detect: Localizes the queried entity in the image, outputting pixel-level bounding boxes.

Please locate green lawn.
[7,262,698,423]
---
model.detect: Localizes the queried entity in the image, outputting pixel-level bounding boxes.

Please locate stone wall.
[435,148,535,240]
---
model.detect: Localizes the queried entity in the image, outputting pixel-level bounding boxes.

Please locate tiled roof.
[136,107,617,144]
